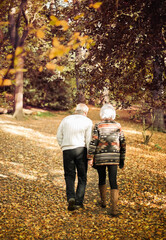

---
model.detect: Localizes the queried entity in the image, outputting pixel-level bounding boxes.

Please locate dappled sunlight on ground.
[0,118,59,151]
[0,115,63,183]
[124,129,142,135]
[0,173,8,178]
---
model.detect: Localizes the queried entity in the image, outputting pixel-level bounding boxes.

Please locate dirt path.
[0,111,166,239]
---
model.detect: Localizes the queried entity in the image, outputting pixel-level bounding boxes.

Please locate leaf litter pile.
[0,108,165,240]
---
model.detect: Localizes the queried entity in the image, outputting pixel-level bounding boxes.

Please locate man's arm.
[56,121,63,147]
[85,120,93,150]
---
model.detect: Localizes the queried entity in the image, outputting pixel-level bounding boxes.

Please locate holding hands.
[88,159,94,167]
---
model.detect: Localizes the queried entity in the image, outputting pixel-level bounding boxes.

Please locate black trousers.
[97,165,118,189]
[63,147,88,204]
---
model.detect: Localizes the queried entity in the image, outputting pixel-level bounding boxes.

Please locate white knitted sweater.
[56,114,93,151]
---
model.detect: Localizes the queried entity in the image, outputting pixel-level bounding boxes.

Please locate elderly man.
[57,103,93,211]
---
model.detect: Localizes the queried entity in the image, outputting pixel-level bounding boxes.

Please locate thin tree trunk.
[153,108,165,132]
[13,54,24,120]
[152,55,165,132]
[8,0,28,119]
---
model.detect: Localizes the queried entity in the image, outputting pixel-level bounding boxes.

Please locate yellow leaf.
[87,38,94,44]
[49,46,70,59]
[86,43,90,49]
[0,69,7,77]
[74,13,84,20]
[55,20,61,26]
[59,37,65,41]
[50,16,58,25]
[36,29,45,39]
[78,35,88,46]
[52,37,61,47]
[49,47,64,59]
[15,47,23,56]
[50,16,68,30]
[73,32,80,39]
[60,20,69,31]
[9,69,16,74]
[0,79,12,86]
[89,2,102,9]
[6,54,13,60]
[46,62,56,70]
[55,65,64,72]
[72,43,79,50]
[0,21,9,25]
[38,66,43,72]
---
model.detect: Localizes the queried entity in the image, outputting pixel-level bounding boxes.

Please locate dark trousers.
[97,165,118,189]
[63,147,88,204]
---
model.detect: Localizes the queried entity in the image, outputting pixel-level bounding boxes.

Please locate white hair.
[75,103,89,114]
[100,104,116,120]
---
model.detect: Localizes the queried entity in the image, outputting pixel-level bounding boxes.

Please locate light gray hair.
[75,103,89,114]
[100,104,116,120]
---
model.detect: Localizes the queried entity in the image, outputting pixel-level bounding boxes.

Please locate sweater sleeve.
[119,130,126,161]
[85,120,93,150]
[88,124,99,158]
[56,121,63,147]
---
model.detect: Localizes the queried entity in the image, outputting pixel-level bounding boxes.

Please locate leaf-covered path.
[0,109,166,240]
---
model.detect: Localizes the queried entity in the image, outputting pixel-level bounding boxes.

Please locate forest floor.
[0,107,166,240]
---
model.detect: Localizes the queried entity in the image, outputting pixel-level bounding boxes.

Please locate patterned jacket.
[88,120,126,166]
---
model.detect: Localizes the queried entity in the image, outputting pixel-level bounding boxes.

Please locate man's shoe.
[75,204,84,210]
[68,198,75,211]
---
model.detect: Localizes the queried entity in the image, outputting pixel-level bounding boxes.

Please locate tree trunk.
[153,108,165,132]
[152,55,165,132]
[8,0,28,120]
[13,55,24,120]
[75,48,86,103]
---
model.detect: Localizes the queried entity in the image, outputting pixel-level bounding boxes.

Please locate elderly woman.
[88,104,126,216]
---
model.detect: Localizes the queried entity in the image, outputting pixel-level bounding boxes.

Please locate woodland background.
[0,0,165,132]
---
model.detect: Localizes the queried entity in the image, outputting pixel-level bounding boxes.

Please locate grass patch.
[36,111,55,117]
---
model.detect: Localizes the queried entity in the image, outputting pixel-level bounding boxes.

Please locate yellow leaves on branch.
[49,33,94,61]
[49,46,65,58]
[89,2,102,9]
[49,37,70,59]
[50,16,69,31]
[68,32,94,49]
[47,14,94,62]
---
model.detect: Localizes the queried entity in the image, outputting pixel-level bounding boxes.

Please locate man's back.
[57,114,93,151]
